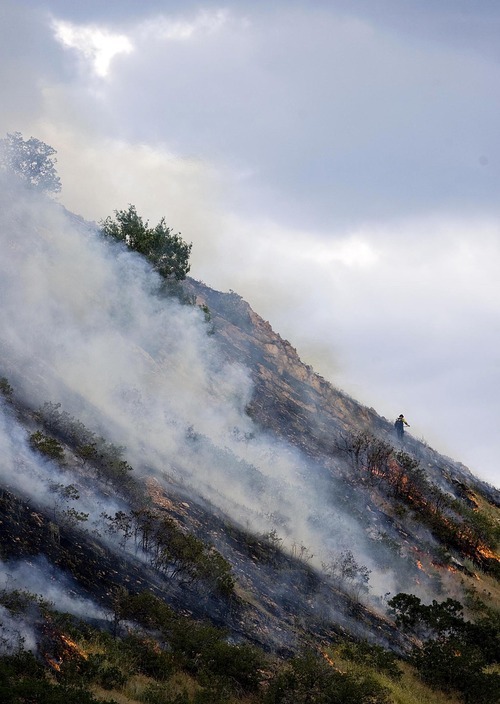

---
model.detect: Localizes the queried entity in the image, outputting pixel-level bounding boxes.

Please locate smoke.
[0,556,106,622]
[0,556,108,656]
[0,177,426,601]
[0,604,37,654]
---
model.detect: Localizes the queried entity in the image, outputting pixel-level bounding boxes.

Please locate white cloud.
[53,19,133,77]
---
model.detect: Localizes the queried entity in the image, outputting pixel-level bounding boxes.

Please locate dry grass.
[376,663,462,704]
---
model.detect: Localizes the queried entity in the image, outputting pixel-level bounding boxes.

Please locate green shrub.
[0,377,13,399]
[264,651,389,704]
[339,640,402,680]
[125,633,175,681]
[29,430,65,460]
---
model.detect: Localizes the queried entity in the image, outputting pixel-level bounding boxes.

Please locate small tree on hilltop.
[0,131,61,194]
[100,204,192,281]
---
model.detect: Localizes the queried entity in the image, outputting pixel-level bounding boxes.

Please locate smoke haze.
[0,179,419,602]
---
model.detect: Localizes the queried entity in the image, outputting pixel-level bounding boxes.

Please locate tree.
[0,132,61,194]
[388,593,500,702]
[321,549,371,597]
[100,205,192,280]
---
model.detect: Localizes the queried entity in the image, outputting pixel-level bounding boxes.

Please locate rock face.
[184,279,500,585]
[187,281,384,456]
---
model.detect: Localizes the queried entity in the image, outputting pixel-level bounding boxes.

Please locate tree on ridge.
[100,205,192,281]
[0,131,61,194]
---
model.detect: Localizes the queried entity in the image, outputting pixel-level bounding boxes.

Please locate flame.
[321,650,336,668]
[416,560,423,571]
[476,544,500,561]
[320,649,346,674]
[46,656,61,671]
[60,633,88,659]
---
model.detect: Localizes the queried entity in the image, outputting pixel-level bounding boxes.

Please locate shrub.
[124,633,175,681]
[29,430,65,460]
[388,593,500,702]
[0,377,13,399]
[264,651,389,704]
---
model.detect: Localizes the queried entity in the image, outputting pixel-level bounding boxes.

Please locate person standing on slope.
[394,414,410,440]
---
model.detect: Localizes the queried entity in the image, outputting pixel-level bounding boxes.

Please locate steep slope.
[0,184,498,703]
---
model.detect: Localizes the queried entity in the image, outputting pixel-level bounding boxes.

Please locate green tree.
[29,430,65,461]
[0,132,61,193]
[388,593,500,702]
[100,205,192,280]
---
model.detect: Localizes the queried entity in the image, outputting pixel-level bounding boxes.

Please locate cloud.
[53,20,133,77]
[40,3,499,230]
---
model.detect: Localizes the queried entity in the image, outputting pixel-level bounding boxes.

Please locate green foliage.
[338,640,402,680]
[198,304,214,335]
[388,593,500,702]
[124,633,175,680]
[411,638,500,703]
[119,590,175,630]
[0,377,13,399]
[198,640,265,694]
[118,590,265,695]
[0,588,50,615]
[100,205,192,281]
[0,131,61,194]
[0,651,108,704]
[29,430,65,461]
[37,402,138,495]
[264,651,390,704]
[103,511,235,595]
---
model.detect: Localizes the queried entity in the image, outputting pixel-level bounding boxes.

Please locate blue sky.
[2,0,500,487]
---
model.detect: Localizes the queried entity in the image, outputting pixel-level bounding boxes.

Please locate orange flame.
[476,545,500,561]
[46,656,61,671]
[321,650,336,668]
[60,634,88,659]
[320,650,346,674]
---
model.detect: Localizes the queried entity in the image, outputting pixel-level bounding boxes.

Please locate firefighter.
[394,414,410,440]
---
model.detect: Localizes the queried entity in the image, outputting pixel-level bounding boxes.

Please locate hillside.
[0,182,498,703]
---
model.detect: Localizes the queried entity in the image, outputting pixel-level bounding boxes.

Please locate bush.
[0,377,13,399]
[199,640,265,693]
[388,593,500,702]
[29,430,65,460]
[264,651,389,704]
[0,652,109,703]
[338,640,402,680]
[124,633,175,681]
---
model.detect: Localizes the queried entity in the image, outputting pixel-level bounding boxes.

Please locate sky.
[1,0,499,488]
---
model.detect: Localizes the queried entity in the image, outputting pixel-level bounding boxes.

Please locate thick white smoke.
[0,178,408,598]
